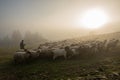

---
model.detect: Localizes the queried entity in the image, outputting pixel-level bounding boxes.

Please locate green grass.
[0,48,120,80]
[0,56,120,80]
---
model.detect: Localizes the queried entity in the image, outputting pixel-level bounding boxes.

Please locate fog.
[0,0,120,41]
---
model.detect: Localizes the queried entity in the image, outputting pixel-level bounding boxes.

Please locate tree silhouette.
[11,30,23,45]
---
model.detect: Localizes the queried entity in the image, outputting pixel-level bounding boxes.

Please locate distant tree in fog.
[32,32,47,43]
[24,31,47,44]
[11,30,23,45]
[24,31,33,44]
[1,35,11,47]
[0,30,47,47]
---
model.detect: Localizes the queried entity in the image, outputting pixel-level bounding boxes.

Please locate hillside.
[59,31,120,45]
[0,32,120,80]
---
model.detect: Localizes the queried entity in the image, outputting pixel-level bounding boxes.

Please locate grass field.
[0,48,120,80]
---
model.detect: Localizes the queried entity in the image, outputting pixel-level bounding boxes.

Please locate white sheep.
[14,49,41,63]
[52,48,67,60]
[29,50,40,59]
[13,51,30,63]
[70,45,79,55]
[71,48,79,55]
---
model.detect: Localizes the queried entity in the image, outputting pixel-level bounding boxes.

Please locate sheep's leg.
[14,59,17,64]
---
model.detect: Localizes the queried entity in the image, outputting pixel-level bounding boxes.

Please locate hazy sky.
[0,0,120,40]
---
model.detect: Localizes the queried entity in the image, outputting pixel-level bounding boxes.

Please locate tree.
[24,31,47,45]
[24,31,32,44]
[11,30,23,45]
[2,35,11,47]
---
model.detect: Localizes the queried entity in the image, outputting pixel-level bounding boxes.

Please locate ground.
[0,49,120,80]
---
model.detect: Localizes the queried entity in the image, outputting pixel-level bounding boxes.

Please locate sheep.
[38,48,53,59]
[64,46,74,59]
[13,50,31,64]
[14,49,42,63]
[29,50,40,59]
[71,48,79,55]
[52,48,67,60]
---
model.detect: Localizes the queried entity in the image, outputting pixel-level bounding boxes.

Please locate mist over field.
[0,0,120,80]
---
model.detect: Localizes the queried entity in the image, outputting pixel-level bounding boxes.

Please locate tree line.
[0,30,47,48]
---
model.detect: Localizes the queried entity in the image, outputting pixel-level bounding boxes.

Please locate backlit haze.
[0,0,120,41]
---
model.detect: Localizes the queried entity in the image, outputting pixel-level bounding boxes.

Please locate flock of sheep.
[13,38,120,64]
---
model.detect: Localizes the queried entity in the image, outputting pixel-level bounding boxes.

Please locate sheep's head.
[65,46,70,52]
[24,49,28,52]
[36,49,42,53]
[24,49,31,55]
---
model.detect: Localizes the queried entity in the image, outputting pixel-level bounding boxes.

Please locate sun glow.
[78,8,109,29]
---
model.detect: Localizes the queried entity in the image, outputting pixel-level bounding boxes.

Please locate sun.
[80,8,109,29]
